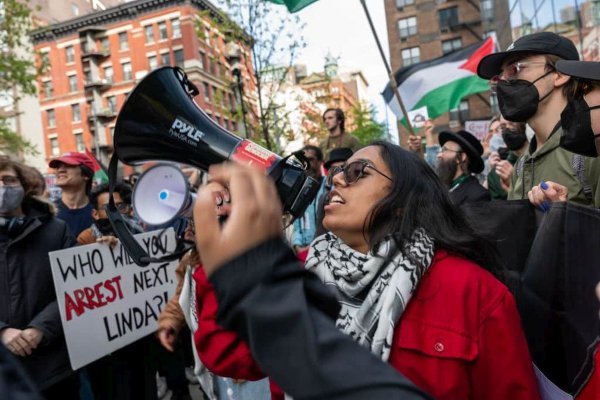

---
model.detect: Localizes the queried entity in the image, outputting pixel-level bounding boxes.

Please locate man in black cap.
[477,32,600,207]
[436,130,490,205]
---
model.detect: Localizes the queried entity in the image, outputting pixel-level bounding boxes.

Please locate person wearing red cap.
[48,152,96,237]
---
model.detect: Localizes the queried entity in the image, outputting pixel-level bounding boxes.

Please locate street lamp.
[225,42,249,138]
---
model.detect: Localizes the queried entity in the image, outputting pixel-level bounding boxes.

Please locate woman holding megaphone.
[191,142,540,400]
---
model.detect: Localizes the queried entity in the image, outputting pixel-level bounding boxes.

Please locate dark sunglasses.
[102,202,130,214]
[327,160,392,186]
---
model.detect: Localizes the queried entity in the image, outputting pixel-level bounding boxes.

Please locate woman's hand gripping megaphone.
[194,163,283,276]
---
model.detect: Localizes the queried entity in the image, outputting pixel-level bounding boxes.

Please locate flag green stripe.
[400,75,490,125]
[265,0,318,12]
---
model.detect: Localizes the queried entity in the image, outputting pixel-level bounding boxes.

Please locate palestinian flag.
[383,37,496,124]
[266,0,318,12]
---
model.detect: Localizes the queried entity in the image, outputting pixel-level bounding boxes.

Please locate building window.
[396,0,415,8]
[43,80,52,98]
[145,25,154,43]
[450,99,470,122]
[158,22,168,40]
[71,104,81,122]
[398,16,417,39]
[68,75,77,92]
[104,66,113,83]
[41,52,50,68]
[161,52,170,66]
[199,51,206,70]
[122,62,132,81]
[203,82,210,101]
[215,61,222,78]
[119,32,128,51]
[47,109,56,127]
[84,69,91,83]
[65,46,74,63]
[442,37,462,54]
[401,46,420,66]
[438,7,459,30]
[74,132,85,152]
[173,49,184,67]
[100,37,109,51]
[148,55,158,70]
[107,96,116,113]
[171,18,181,38]
[72,3,79,16]
[481,0,494,20]
[50,137,59,156]
[209,57,216,76]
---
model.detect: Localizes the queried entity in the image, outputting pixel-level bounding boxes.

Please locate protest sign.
[49,229,179,370]
[465,120,491,140]
[408,106,428,129]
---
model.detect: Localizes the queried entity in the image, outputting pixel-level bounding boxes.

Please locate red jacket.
[577,348,599,400]
[194,250,540,400]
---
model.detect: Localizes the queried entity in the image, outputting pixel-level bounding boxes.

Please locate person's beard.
[436,156,459,188]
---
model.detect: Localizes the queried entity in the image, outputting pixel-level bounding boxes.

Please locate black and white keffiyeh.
[305,228,434,361]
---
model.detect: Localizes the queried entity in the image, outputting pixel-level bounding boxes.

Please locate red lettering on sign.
[63,276,125,321]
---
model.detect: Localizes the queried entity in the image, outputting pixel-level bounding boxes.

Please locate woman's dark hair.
[365,141,502,279]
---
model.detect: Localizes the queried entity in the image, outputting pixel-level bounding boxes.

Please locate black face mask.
[559,99,600,158]
[95,218,114,235]
[501,127,528,151]
[496,71,553,122]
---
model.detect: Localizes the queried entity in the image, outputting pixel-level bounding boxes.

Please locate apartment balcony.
[88,108,117,121]
[84,78,111,91]
[81,46,110,60]
[78,26,107,35]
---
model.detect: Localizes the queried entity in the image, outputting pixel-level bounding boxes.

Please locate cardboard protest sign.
[465,120,491,140]
[49,229,179,370]
[408,106,428,129]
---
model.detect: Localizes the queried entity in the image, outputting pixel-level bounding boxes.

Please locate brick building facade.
[31,0,254,167]
[384,0,512,142]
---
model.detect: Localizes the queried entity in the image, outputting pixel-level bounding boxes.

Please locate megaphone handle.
[106,154,153,266]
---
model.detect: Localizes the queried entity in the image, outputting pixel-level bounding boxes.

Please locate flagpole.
[359,0,415,140]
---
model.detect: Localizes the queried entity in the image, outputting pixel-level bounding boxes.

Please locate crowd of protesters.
[0,30,599,400]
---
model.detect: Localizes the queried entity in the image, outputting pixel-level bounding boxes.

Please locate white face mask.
[0,186,24,214]
[489,134,506,153]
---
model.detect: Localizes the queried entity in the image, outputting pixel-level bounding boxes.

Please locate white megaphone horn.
[133,163,194,226]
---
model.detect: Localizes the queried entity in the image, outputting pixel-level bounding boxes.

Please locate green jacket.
[508,126,600,207]
[319,132,362,160]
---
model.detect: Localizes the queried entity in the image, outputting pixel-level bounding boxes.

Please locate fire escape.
[79,26,114,158]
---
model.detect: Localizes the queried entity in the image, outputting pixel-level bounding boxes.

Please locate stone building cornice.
[31,0,230,44]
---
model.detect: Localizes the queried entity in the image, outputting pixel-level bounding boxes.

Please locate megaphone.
[133,163,194,226]
[113,66,319,220]
[107,66,320,266]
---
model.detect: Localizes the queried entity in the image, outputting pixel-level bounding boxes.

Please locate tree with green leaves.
[0,0,42,156]
[350,102,386,146]
[199,0,306,151]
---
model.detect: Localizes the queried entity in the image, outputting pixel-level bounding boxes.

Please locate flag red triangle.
[459,37,495,75]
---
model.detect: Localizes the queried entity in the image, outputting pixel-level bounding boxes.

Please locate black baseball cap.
[555,60,600,81]
[477,32,579,80]
[439,130,485,174]
[324,147,353,169]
